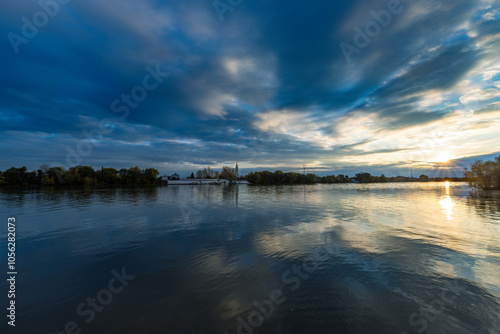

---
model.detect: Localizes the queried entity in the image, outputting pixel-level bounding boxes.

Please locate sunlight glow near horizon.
[0,1,499,174]
[432,152,454,163]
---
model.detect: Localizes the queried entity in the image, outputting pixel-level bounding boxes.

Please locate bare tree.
[39,164,50,174]
[196,167,216,179]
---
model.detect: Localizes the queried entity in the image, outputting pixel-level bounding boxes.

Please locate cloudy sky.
[1,0,499,176]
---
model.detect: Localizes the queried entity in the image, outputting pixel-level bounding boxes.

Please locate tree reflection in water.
[467,190,500,216]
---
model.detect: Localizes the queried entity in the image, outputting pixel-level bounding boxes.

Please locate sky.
[0,0,499,177]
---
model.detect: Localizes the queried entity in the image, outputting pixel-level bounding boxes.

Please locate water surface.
[0,182,499,334]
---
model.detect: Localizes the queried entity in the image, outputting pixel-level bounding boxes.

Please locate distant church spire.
[235,162,239,178]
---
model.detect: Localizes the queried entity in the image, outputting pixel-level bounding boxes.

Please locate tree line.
[246,171,318,185]
[0,165,163,187]
[244,170,465,185]
[2,156,497,189]
[464,156,500,190]
[194,166,238,180]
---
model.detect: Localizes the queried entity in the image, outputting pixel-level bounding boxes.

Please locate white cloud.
[460,88,500,104]
[254,109,336,148]
[223,58,256,78]
[331,112,380,146]
[418,90,446,108]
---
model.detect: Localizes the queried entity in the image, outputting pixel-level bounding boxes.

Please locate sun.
[432,152,453,163]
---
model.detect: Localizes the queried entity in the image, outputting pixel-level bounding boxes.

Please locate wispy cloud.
[0,0,499,175]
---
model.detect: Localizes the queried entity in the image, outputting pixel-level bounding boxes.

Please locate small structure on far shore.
[168,173,180,180]
[167,178,251,185]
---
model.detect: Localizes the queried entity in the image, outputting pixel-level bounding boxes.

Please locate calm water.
[0,182,499,334]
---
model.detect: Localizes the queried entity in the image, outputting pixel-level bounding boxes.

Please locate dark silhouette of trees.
[97,168,120,185]
[196,167,216,179]
[1,162,474,188]
[353,173,390,183]
[355,173,373,183]
[220,166,237,180]
[246,171,317,185]
[419,175,429,182]
[0,165,163,188]
[464,156,500,190]
[3,167,28,186]
[244,171,461,185]
[144,168,160,184]
[39,164,50,174]
[195,166,237,180]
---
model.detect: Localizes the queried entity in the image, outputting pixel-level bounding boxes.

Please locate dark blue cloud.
[0,0,499,175]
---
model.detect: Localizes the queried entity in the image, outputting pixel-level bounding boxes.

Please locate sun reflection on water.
[440,181,454,220]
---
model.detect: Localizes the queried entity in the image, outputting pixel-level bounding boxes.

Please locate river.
[0,182,499,333]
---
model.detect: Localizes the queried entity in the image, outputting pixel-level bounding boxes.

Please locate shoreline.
[0,180,470,190]
[167,179,251,185]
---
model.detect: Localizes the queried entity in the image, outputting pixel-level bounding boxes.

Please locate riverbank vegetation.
[195,166,238,180]
[0,165,163,187]
[244,171,464,185]
[1,160,485,188]
[464,156,500,190]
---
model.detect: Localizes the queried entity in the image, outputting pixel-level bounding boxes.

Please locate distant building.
[168,173,180,180]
